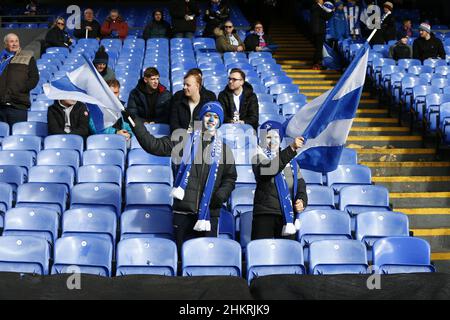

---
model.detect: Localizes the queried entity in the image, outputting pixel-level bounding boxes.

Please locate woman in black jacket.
[44,17,72,50]
[252,121,308,239]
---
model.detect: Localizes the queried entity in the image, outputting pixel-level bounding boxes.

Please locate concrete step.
[355,148,436,162]
[362,162,450,176]
[399,208,450,229]
[353,117,401,127]
[390,192,450,208]
[374,176,450,192]
[350,127,411,136]
[346,135,424,148]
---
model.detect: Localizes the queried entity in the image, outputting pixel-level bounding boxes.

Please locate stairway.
[270,24,450,272]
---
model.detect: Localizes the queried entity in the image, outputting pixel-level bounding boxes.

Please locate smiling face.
[56,18,65,30]
[203,112,220,132]
[95,63,107,73]
[183,75,201,98]
[266,130,281,151]
[4,34,20,53]
[224,22,234,35]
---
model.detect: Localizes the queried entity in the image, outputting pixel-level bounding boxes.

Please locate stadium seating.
[120,208,174,240]
[77,165,123,187]
[16,183,67,214]
[70,183,122,217]
[43,135,84,158]
[28,165,75,193]
[339,185,390,215]
[1,135,42,155]
[125,183,173,211]
[37,149,80,175]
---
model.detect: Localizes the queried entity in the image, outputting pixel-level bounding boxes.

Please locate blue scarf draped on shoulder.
[0,49,15,76]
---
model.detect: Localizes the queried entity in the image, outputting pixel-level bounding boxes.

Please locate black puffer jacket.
[0,49,39,109]
[73,19,101,39]
[170,0,200,34]
[131,118,237,217]
[44,27,72,49]
[413,34,446,62]
[252,146,308,217]
[218,82,259,130]
[310,2,333,35]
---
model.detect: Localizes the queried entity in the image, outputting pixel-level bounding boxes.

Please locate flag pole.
[366,11,390,43]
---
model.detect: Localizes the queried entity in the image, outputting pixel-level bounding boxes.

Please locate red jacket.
[101,16,129,40]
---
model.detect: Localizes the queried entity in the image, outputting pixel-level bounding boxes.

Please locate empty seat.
[0,235,51,275]
[3,207,59,244]
[235,165,256,187]
[120,208,174,240]
[1,135,42,154]
[70,183,122,217]
[37,149,80,174]
[86,134,127,154]
[126,165,173,186]
[305,186,335,210]
[27,111,47,123]
[116,238,178,276]
[230,187,255,217]
[0,165,25,192]
[62,208,117,245]
[339,185,390,215]
[144,123,171,136]
[300,168,323,185]
[28,165,75,192]
[16,183,67,214]
[44,135,84,157]
[12,122,47,137]
[339,148,358,165]
[52,236,113,277]
[373,237,435,274]
[309,240,368,275]
[246,239,305,284]
[218,209,235,240]
[182,238,242,276]
[0,122,9,141]
[125,183,173,211]
[0,182,13,220]
[83,149,125,172]
[326,165,372,193]
[77,165,122,187]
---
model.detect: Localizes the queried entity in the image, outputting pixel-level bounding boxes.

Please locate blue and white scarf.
[264,148,299,236]
[171,130,223,232]
[0,49,15,76]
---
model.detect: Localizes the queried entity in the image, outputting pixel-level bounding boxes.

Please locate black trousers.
[251,214,295,240]
[312,33,326,65]
[0,105,28,127]
[173,213,219,255]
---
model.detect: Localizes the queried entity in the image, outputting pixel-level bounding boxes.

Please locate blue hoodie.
[329,7,349,41]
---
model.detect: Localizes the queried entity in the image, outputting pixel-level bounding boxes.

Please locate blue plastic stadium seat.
[3,207,59,244]
[120,208,174,240]
[339,185,390,215]
[230,187,255,218]
[326,165,372,193]
[62,208,117,246]
[218,209,235,240]
[276,93,307,106]
[0,165,25,193]
[125,183,173,211]
[1,135,42,155]
[0,150,35,175]
[144,123,171,136]
[0,182,13,220]
[299,168,323,185]
[116,238,178,276]
[182,238,242,276]
[12,122,47,137]
[126,165,173,186]
[77,165,122,187]
[305,186,335,210]
[0,235,51,275]
[127,149,171,167]
[52,236,113,277]
[44,134,84,157]
[339,148,358,165]
[86,134,127,155]
[373,237,435,274]
[246,239,305,284]
[309,239,368,275]
[82,149,125,172]
[0,122,9,141]
[27,111,47,123]
[28,165,75,192]
[70,183,122,217]
[16,183,67,214]
[235,165,256,187]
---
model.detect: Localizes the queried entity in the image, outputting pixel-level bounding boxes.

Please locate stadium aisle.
[271,23,450,273]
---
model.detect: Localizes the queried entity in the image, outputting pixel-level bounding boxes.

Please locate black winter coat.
[371,13,396,45]
[169,87,216,133]
[73,19,101,39]
[47,101,90,140]
[127,79,172,124]
[170,0,200,34]
[218,82,259,130]
[413,34,446,62]
[244,33,274,52]
[252,146,308,217]
[0,50,39,109]
[203,1,230,38]
[131,118,237,217]
[310,3,333,35]
[143,20,172,40]
[44,27,72,49]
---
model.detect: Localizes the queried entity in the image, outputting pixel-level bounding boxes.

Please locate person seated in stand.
[413,23,446,62]
[93,46,116,82]
[244,21,276,52]
[74,8,101,40]
[47,99,90,140]
[389,31,412,60]
[143,9,172,40]
[44,17,72,50]
[101,9,129,40]
[203,0,230,38]
[215,21,245,53]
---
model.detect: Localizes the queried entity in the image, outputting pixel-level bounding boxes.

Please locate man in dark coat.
[127,67,172,124]
[218,68,259,130]
[203,0,230,38]
[143,9,172,40]
[170,0,200,38]
[311,0,333,69]
[73,8,101,39]
[244,21,275,52]
[413,23,446,62]
[371,2,396,45]
[47,99,90,140]
[0,33,39,126]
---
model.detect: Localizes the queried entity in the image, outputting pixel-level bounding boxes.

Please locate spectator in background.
[74,8,101,40]
[371,2,396,45]
[398,18,413,39]
[413,23,446,62]
[0,33,39,126]
[215,21,245,53]
[170,69,216,133]
[47,99,90,140]
[127,67,172,125]
[329,1,349,47]
[311,0,333,70]
[89,79,132,142]
[218,68,259,130]
[93,46,115,82]
[389,31,412,60]
[344,0,361,39]
[101,9,129,40]
[24,0,38,15]
[143,9,172,40]
[170,0,200,39]
[244,21,275,52]
[44,17,72,50]
[203,0,230,38]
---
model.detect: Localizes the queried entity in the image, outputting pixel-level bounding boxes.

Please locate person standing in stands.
[101,9,129,40]
[311,0,333,70]
[413,23,446,62]
[47,99,90,140]
[44,17,72,50]
[329,1,349,48]
[123,102,237,251]
[24,0,38,15]
[0,33,39,126]
[170,69,216,133]
[344,0,361,40]
[74,8,101,40]
[218,68,259,130]
[127,67,172,125]
[143,9,172,40]
[371,2,396,45]
[203,0,230,38]
[252,121,308,240]
[93,46,115,82]
[244,21,275,52]
[389,31,412,60]
[215,21,245,53]
[170,0,200,39]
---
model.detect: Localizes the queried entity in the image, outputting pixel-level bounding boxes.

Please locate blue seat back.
[120,208,174,240]
[16,183,67,214]
[44,135,84,156]
[339,148,358,165]
[28,165,75,191]
[82,149,125,172]
[125,184,173,211]
[86,134,127,154]
[70,183,122,217]
[0,165,25,190]
[77,165,122,187]
[1,135,42,154]
[305,186,335,209]
[127,149,171,166]
[37,149,80,173]
[339,185,390,215]
[126,165,173,186]
[326,164,372,192]
[12,122,47,137]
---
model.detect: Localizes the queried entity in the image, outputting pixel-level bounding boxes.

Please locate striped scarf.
[0,49,15,76]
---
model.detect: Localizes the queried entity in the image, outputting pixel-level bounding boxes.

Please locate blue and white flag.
[286,43,370,172]
[322,43,342,70]
[43,54,123,132]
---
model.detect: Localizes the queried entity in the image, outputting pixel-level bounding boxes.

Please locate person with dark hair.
[143,9,172,40]
[371,2,396,45]
[47,99,90,140]
[398,19,413,39]
[24,0,38,15]
[127,67,172,125]
[218,68,259,130]
[244,21,275,52]
[203,0,230,38]
[101,9,129,40]
[413,23,446,62]
[170,69,216,133]
[74,8,101,39]
[252,121,308,240]
[170,0,200,39]
[311,0,333,70]
[215,21,245,53]
[93,46,115,81]
[122,102,237,252]
[44,17,72,50]
[389,31,412,60]
[0,33,39,126]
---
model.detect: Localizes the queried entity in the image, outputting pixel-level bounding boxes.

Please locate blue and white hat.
[323,1,335,13]
[199,101,224,127]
